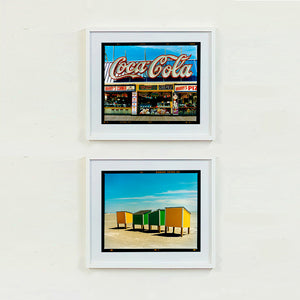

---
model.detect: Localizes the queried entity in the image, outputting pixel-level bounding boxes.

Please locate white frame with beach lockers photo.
[86,158,216,268]
[86,29,215,140]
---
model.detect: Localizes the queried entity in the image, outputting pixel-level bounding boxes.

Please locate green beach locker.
[148,209,165,232]
[133,210,151,231]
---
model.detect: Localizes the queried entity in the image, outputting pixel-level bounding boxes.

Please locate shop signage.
[132,92,137,115]
[139,85,157,90]
[139,84,174,91]
[104,85,135,92]
[174,85,197,92]
[159,84,173,90]
[109,54,193,80]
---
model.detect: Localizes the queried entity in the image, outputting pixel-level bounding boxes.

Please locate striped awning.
[104,62,114,83]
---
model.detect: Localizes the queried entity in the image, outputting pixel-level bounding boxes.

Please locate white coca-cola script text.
[109,54,193,80]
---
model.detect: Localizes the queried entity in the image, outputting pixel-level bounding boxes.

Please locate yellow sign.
[137,84,174,92]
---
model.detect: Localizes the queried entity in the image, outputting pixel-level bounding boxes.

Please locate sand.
[104,213,198,249]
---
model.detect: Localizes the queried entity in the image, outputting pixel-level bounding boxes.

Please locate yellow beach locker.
[116,211,133,229]
[165,207,191,236]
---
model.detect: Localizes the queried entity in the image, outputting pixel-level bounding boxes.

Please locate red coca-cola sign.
[109,54,193,80]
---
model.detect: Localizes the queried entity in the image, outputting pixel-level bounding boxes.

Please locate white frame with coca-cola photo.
[86,29,215,140]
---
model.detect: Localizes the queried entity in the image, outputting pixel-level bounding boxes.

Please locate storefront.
[174,85,198,116]
[104,85,135,115]
[137,84,173,116]
[104,83,197,116]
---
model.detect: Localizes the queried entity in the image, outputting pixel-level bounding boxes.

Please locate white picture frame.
[86,158,215,268]
[86,29,215,140]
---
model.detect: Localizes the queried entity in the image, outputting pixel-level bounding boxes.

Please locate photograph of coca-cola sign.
[102,43,200,124]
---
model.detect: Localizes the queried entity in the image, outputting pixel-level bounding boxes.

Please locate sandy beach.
[104,212,198,249]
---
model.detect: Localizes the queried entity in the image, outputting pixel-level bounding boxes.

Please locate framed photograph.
[86,29,215,140]
[86,158,215,268]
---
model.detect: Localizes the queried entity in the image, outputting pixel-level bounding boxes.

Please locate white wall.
[1,0,299,299]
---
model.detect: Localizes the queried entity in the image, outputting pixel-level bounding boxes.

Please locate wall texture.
[1,0,299,299]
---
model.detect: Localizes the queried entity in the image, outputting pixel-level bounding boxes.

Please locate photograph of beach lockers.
[102,170,200,252]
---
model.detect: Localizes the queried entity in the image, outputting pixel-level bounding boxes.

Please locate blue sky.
[105,45,198,62]
[104,172,198,213]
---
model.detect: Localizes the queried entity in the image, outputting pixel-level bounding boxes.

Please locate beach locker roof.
[165,206,191,214]
[149,209,164,214]
[133,210,151,215]
[116,211,132,214]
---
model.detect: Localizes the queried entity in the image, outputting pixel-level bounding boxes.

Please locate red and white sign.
[109,54,193,80]
[104,85,135,92]
[174,85,197,92]
[132,92,137,115]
